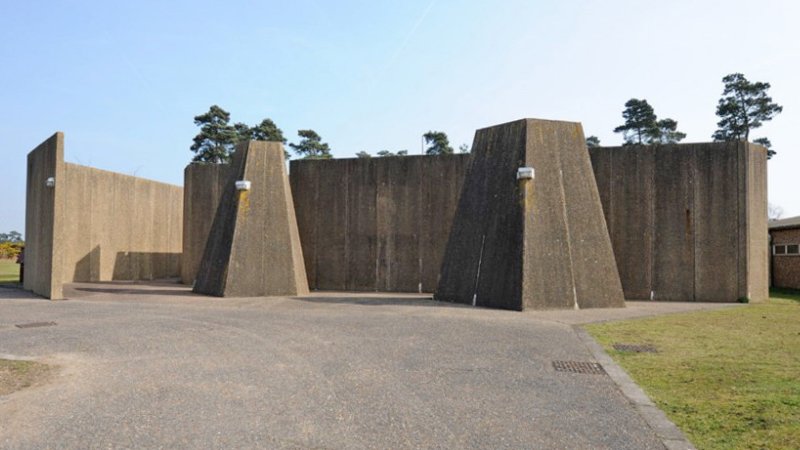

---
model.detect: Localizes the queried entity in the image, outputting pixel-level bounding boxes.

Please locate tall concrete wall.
[181,163,231,284]
[25,133,183,299]
[589,142,768,302]
[290,154,471,292]
[24,133,66,299]
[180,137,767,302]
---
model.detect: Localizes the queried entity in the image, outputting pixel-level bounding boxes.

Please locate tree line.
[192,72,782,163]
[190,107,469,163]
[585,73,781,159]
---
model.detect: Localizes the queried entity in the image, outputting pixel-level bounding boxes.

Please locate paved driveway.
[0,282,722,449]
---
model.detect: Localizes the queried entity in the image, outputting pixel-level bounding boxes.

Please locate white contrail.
[381,0,437,73]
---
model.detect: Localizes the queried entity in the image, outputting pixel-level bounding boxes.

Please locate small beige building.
[769,216,800,290]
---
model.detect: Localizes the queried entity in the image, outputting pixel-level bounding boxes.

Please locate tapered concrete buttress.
[435,119,625,311]
[193,141,309,297]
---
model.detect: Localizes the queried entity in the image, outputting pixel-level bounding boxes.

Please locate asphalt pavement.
[0,282,729,449]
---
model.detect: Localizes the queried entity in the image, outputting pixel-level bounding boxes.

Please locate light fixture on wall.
[517,167,535,180]
[45,177,56,188]
[235,180,251,191]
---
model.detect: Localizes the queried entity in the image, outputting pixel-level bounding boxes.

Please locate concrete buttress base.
[193,141,309,297]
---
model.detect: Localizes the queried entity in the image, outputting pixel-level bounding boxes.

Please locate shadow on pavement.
[295,295,470,309]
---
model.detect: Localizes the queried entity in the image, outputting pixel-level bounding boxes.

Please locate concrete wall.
[24,133,65,299]
[180,140,767,302]
[25,133,183,299]
[590,142,768,302]
[181,163,231,284]
[290,154,471,292]
[62,164,183,284]
[770,228,800,289]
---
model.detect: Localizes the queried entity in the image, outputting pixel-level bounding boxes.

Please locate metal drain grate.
[15,321,57,329]
[552,360,606,375]
[613,343,658,353]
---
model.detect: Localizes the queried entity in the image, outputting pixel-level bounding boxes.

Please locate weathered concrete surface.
[25,133,183,299]
[590,142,768,302]
[290,154,470,292]
[652,145,695,301]
[744,143,769,301]
[181,163,231,284]
[24,132,66,299]
[436,119,625,310]
[61,164,182,283]
[0,283,690,449]
[194,141,308,297]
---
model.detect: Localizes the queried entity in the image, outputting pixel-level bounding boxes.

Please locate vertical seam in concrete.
[691,145,698,302]
[417,159,423,293]
[313,162,320,291]
[647,149,654,300]
[472,234,486,307]
[344,161,350,290]
[374,160,380,292]
[557,159,579,309]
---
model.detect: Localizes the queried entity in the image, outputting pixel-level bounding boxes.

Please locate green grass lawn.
[586,294,800,450]
[0,259,20,283]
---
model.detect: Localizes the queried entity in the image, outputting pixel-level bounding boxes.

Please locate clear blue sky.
[2,0,798,235]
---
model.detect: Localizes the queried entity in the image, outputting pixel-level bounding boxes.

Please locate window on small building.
[774,245,786,255]
[788,244,800,255]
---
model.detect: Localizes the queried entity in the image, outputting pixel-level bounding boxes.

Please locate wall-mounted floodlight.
[235,180,251,191]
[517,167,535,180]
[46,177,56,188]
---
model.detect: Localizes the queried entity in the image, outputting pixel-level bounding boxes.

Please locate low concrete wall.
[181,163,231,285]
[25,133,183,299]
[590,142,768,302]
[290,154,471,292]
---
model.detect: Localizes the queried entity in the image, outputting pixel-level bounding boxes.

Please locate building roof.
[769,215,800,230]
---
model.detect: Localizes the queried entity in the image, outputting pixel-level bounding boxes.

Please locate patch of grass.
[0,259,20,283]
[0,359,51,396]
[586,299,800,450]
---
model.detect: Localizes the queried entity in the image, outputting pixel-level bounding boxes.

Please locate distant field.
[587,294,800,450]
[0,259,20,283]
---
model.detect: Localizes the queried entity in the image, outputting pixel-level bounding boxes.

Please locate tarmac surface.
[0,282,736,449]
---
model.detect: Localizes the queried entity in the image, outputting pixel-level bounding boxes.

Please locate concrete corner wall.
[436,119,625,310]
[290,154,471,292]
[181,163,231,284]
[194,141,308,297]
[25,133,183,299]
[24,132,66,299]
[589,141,768,302]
